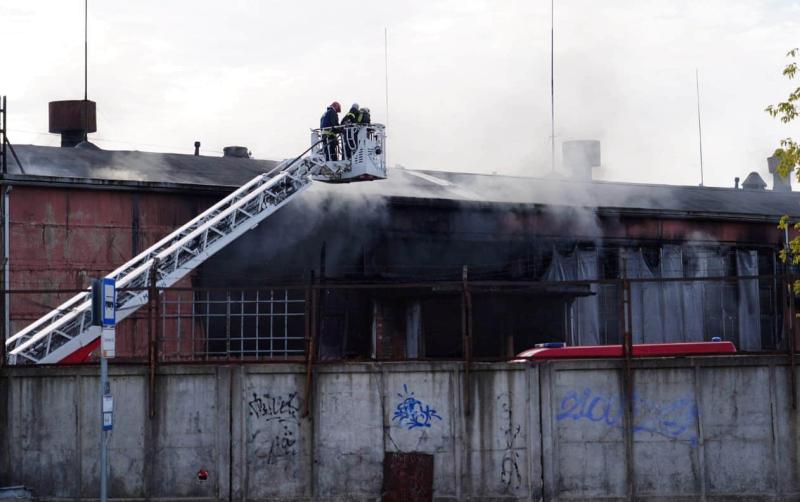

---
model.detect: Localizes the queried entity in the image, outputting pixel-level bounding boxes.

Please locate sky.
[2,0,799,187]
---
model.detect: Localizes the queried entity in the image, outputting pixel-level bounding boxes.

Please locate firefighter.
[320,101,341,161]
[358,107,371,125]
[341,103,360,159]
[357,107,372,143]
[342,103,361,125]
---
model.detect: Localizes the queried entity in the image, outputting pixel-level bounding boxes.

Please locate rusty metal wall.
[7,185,217,359]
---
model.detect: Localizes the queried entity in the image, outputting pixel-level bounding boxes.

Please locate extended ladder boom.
[6,124,386,364]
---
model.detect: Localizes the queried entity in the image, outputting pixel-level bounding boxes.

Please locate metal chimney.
[562,140,601,180]
[223,146,250,159]
[49,100,96,147]
[767,156,791,192]
[741,172,767,190]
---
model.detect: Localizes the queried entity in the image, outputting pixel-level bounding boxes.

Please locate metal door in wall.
[382,452,433,502]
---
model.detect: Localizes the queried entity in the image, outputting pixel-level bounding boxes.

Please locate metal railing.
[158,288,306,360]
[1,273,795,366]
[310,124,385,180]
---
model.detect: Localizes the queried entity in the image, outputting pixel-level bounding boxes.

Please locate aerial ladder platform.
[5,124,385,364]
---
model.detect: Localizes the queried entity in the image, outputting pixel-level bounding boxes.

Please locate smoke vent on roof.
[767,156,791,192]
[741,172,767,190]
[223,146,250,159]
[562,140,601,180]
[49,100,97,148]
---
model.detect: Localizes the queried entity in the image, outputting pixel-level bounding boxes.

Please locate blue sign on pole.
[101,278,116,327]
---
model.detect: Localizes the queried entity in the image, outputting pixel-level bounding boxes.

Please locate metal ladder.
[5,147,338,364]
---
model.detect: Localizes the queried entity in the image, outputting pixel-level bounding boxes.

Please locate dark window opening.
[421,296,462,358]
[472,293,572,358]
[319,289,372,360]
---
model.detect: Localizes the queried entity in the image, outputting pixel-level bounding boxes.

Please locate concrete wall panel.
[550,367,627,498]
[314,369,384,497]
[467,367,532,498]
[631,368,700,496]
[79,374,146,498]
[382,369,457,497]
[150,372,221,499]
[6,375,80,498]
[241,369,308,499]
[700,365,776,496]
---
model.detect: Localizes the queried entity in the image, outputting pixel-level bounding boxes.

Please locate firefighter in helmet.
[320,101,341,161]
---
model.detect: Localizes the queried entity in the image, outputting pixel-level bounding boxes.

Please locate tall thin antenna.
[83,0,88,142]
[384,29,389,129]
[550,0,555,174]
[695,68,704,186]
[384,27,389,165]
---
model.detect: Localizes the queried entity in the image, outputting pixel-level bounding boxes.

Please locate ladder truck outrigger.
[5,124,386,365]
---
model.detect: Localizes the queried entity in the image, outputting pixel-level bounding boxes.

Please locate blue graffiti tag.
[392,384,443,430]
[556,388,698,447]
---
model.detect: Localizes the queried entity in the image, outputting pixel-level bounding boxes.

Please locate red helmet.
[330,101,341,113]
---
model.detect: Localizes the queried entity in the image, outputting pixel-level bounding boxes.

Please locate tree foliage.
[772,49,800,292]
[767,48,800,178]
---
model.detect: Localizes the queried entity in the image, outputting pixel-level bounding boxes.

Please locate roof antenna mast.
[83,0,88,143]
[550,0,555,174]
[384,27,389,166]
[696,68,704,187]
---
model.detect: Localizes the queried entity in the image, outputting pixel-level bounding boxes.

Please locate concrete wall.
[1,357,799,501]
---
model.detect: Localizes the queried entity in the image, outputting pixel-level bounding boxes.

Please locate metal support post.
[2,186,8,355]
[99,354,109,502]
[0,186,6,367]
[1,95,7,174]
[462,265,472,417]
[302,272,317,418]
[783,227,797,410]
[620,273,635,500]
[786,266,797,410]
[148,259,159,419]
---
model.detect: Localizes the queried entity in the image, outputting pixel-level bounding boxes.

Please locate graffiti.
[264,427,297,466]
[249,391,301,471]
[248,391,300,424]
[500,423,522,490]
[556,388,698,447]
[496,394,522,491]
[392,384,443,430]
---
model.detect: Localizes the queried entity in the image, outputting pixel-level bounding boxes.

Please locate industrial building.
[3,101,800,501]
[1,130,797,362]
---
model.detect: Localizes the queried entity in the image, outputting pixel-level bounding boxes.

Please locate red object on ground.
[513,341,736,362]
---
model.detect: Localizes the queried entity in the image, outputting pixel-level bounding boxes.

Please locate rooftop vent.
[741,171,767,190]
[223,146,250,159]
[767,156,791,192]
[49,100,96,147]
[562,140,600,180]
